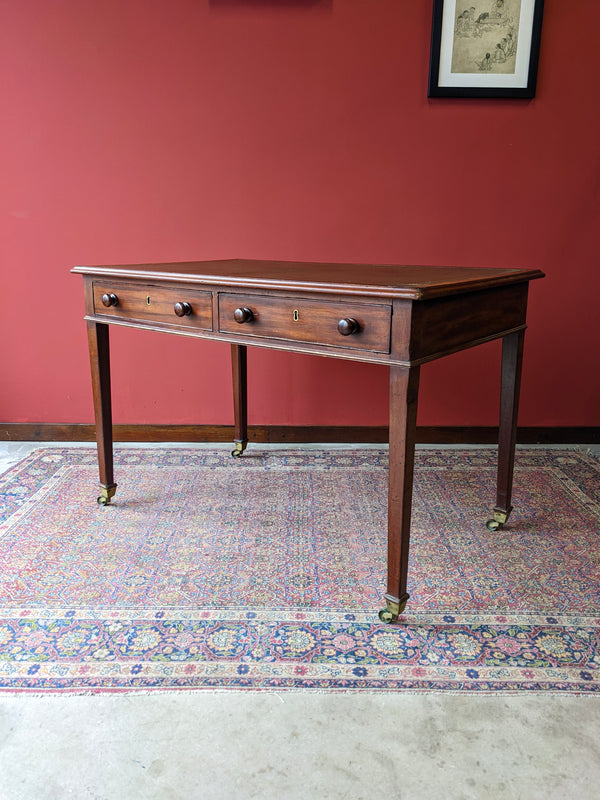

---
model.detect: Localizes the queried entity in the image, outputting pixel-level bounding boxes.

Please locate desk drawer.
[93,283,213,331]
[218,293,391,353]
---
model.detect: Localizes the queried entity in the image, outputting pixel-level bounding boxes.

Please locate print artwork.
[451,0,521,74]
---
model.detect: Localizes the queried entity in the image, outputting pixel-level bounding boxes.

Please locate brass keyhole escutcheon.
[293,309,299,322]
[146,296,151,305]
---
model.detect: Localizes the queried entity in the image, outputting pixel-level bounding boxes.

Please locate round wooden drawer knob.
[101,293,119,307]
[337,317,360,336]
[174,302,193,317]
[234,307,254,324]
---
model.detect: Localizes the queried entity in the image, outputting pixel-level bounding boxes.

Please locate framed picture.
[428,0,544,98]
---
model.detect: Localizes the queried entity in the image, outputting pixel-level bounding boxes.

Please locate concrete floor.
[1,442,599,799]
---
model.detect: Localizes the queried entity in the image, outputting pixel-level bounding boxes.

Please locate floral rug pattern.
[0,447,599,693]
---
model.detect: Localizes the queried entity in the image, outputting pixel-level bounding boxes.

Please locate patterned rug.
[1,446,599,694]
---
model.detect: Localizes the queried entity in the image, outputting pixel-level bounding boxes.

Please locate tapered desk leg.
[231,344,248,457]
[487,329,525,531]
[380,364,421,623]
[86,320,117,505]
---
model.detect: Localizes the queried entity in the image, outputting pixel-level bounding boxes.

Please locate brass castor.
[378,594,409,624]
[485,509,509,532]
[97,484,117,506]
[231,442,247,458]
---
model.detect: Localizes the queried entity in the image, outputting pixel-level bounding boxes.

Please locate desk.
[72,259,544,622]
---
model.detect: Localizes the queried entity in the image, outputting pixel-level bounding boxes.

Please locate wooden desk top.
[72,259,544,301]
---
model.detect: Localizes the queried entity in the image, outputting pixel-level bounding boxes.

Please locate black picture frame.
[428,0,544,98]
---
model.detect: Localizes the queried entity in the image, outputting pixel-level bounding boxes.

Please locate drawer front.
[218,293,391,353]
[93,283,213,331]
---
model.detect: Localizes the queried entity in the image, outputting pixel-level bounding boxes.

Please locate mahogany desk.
[72,259,544,622]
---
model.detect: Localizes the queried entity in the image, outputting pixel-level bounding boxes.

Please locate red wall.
[2,0,599,428]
